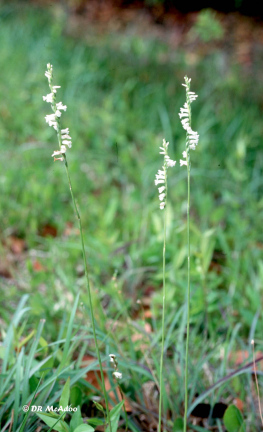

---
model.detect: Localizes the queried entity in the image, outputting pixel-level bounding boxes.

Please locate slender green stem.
[119,384,128,432]
[183,162,191,432]
[158,173,167,432]
[63,155,112,432]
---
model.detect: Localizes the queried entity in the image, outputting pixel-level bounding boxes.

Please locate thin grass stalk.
[63,155,112,432]
[183,160,190,432]
[158,164,168,432]
[118,385,128,432]
[251,339,263,426]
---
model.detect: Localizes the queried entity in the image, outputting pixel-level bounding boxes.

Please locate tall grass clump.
[178,77,199,431]
[43,63,112,431]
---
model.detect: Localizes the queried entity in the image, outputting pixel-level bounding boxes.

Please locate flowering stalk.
[109,354,128,431]
[155,140,176,432]
[43,64,112,432]
[179,76,199,432]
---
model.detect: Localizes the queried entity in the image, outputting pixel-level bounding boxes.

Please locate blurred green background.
[1,1,263,429]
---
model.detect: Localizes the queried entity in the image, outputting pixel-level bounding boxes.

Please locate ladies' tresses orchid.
[179,76,199,432]
[179,76,199,167]
[43,64,72,160]
[42,64,113,431]
[156,139,175,432]
[154,139,176,210]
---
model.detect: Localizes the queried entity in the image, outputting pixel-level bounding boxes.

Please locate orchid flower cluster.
[179,76,199,167]
[154,139,176,210]
[109,354,122,380]
[43,64,72,161]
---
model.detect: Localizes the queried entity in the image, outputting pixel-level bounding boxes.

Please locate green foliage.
[173,417,184,431]
[37,410,95,432]
[37,412,70,432]
[223,405,245,432]
[191,9,224,42]
[106,401,124,432]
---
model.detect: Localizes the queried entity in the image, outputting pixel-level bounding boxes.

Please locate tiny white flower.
[52,150,63,157]
[45,114,56,123]
[45,114,58,130]
[183,151,187,158]
[180,159,187,167]
[167,159,176,167]
[56,102,67,111]
[181,118,190,130]
[43,93,54,103]
[52,86,61,94]
[55,110,62,117]
[61,134,71,140]
[109,354,116,363]
[51,146,67,157]
[113,372,122,380]
[61,128,69,134]
[158,186,165,193]
[62,140,72,148]
[159,193,165,201]
[160,202,165,210]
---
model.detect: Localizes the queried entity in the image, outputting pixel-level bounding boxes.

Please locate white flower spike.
[43,63,72,161]
[179,76,199,168]
[155,139,176,210]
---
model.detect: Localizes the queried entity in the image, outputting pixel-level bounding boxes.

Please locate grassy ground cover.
[1,3,263,431]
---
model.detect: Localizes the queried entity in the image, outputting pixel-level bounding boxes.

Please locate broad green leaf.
[88,418,104,427]
[39,336,48,355]
[190,425,210,432]
[39,356,54,377]
[74,425,95,432]
[37,412,69,432]
[173,417,184,431]
[106,401,124,432]
[223,405,245,432]
[59,377,70,410]
[70,385,82,407]
[70,408,83,432]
